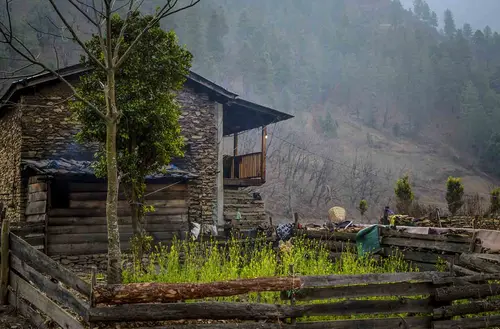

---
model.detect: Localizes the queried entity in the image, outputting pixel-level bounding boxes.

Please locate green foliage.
[71,12,191,224]
[359,199,368,216]
[123,236,418,321]
[490,187,500,215]
[394,175,414,214]
[446,176,464,216]
[319,112,338,138]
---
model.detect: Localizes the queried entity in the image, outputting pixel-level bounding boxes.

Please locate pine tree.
[463,23,473,39]
[444,9,456,38]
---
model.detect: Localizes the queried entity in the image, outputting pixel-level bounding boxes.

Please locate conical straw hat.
[328,206,346,223]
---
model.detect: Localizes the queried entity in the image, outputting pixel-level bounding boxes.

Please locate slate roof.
[21,158,197,180]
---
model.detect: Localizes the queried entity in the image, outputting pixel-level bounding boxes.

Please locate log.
[49,207,187,217]
[432,273,500,285]
[94,277,302,305]
[68,199,186,209]
[89,298,432,322]
[69,190,187,201]
[280,282,435,301]
[298,230,357,241]
[380,228,472,243]
[381,247,458,264]
[301,271,449,288]
[133,317,433,329]
[433,300,500,319]
[48,223,187,235]
[444,261,479,276]
[459,253,500,273]
[435,283,500,302]
[48,214,185,226]
[0,219,9,305]
[382,237,469,253]
[432,315,500,329]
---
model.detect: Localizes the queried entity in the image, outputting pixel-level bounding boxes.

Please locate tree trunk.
[105,120,122,284]
[105,60,122,283]
[94,277,302,305]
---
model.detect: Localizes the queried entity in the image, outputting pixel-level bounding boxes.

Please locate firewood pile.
[448,253,500,276]
[390,214,500,230]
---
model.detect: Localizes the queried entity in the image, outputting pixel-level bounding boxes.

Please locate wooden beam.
[89,298,432,322]
[9,233,91,296]
[301,271,449,288]
[432,315,500,329]
[10,255,89,318]
[131,317,433,329]
[233,132,238,179]
[433,300,500,319]
[223,178,264,187]
[9,272,85,329]
[0,218,9,305]
[280,282,435,301]
[94,277,302,305]
[261,126,267,183]
[435,283,500,302]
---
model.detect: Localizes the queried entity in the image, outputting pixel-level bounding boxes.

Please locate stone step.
[224,203,265,209]
[224,198,264,204]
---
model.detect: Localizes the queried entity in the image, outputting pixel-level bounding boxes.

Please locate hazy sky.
[401,0,500,32]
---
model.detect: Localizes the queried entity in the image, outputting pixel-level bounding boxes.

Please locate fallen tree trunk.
[435,284,500,302]
[459,253,500,273]
[434,300,500,319]
[94,277,302,305]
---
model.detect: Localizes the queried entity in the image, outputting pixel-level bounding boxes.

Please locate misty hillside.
[3,0,500,220]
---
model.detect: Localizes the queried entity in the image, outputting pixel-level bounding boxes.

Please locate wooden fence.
[2,224,500,328]
[297,227,488,272]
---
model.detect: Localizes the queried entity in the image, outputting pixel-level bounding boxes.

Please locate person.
[381,206,394,225]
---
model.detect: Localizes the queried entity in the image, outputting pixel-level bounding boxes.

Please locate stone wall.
[0,106,23,222]
[177,87,218,226]
[20,82,96,160]
[3,78,218,226]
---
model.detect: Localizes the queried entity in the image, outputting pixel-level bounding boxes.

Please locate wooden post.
[289,264,296,325]
[0,216,9,305]
[90,266,97,308]
[293,212,299,232]
[261,126,267,183]
[232,133,238,179]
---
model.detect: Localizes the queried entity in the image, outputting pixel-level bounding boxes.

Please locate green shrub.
[359,199,368,216]
[490,187,500,215]
[446,176,464,216]
[395,175,414,214]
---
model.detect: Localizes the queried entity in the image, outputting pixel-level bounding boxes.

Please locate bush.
[394,175,414,214]
[490,187,500,215]
[446,176,464,216]
[359,199,368,216]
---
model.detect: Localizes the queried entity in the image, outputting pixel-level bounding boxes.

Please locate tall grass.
[122,236,428,321]
[123,236,417,284]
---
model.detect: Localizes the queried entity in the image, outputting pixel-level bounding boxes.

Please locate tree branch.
[115,0,201,68]
[47,0,106,70]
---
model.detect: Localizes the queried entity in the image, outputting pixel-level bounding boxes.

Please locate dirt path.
[0,307,34,329]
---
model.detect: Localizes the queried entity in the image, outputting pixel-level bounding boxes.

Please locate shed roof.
[0,63,293,134]
[21,158,196,180]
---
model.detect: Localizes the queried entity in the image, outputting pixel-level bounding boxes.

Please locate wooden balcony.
[223,152,265,187]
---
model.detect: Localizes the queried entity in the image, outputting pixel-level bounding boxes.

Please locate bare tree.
[0,0,200,283]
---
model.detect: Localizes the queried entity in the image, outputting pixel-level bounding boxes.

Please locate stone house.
[0,64,292,258]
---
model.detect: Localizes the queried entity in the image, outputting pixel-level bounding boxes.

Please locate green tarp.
[356,225,381,256]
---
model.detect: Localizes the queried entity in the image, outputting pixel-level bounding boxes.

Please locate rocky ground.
[0,307,34,329]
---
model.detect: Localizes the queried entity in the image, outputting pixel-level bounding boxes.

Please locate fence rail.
[1,225,500,328]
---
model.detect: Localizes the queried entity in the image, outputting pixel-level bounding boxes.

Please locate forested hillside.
[2,0,500,219]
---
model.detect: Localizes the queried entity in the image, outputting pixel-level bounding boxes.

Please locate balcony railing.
[223,152,264,186]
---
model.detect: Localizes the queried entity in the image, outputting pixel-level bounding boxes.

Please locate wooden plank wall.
[47,182,189,256]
